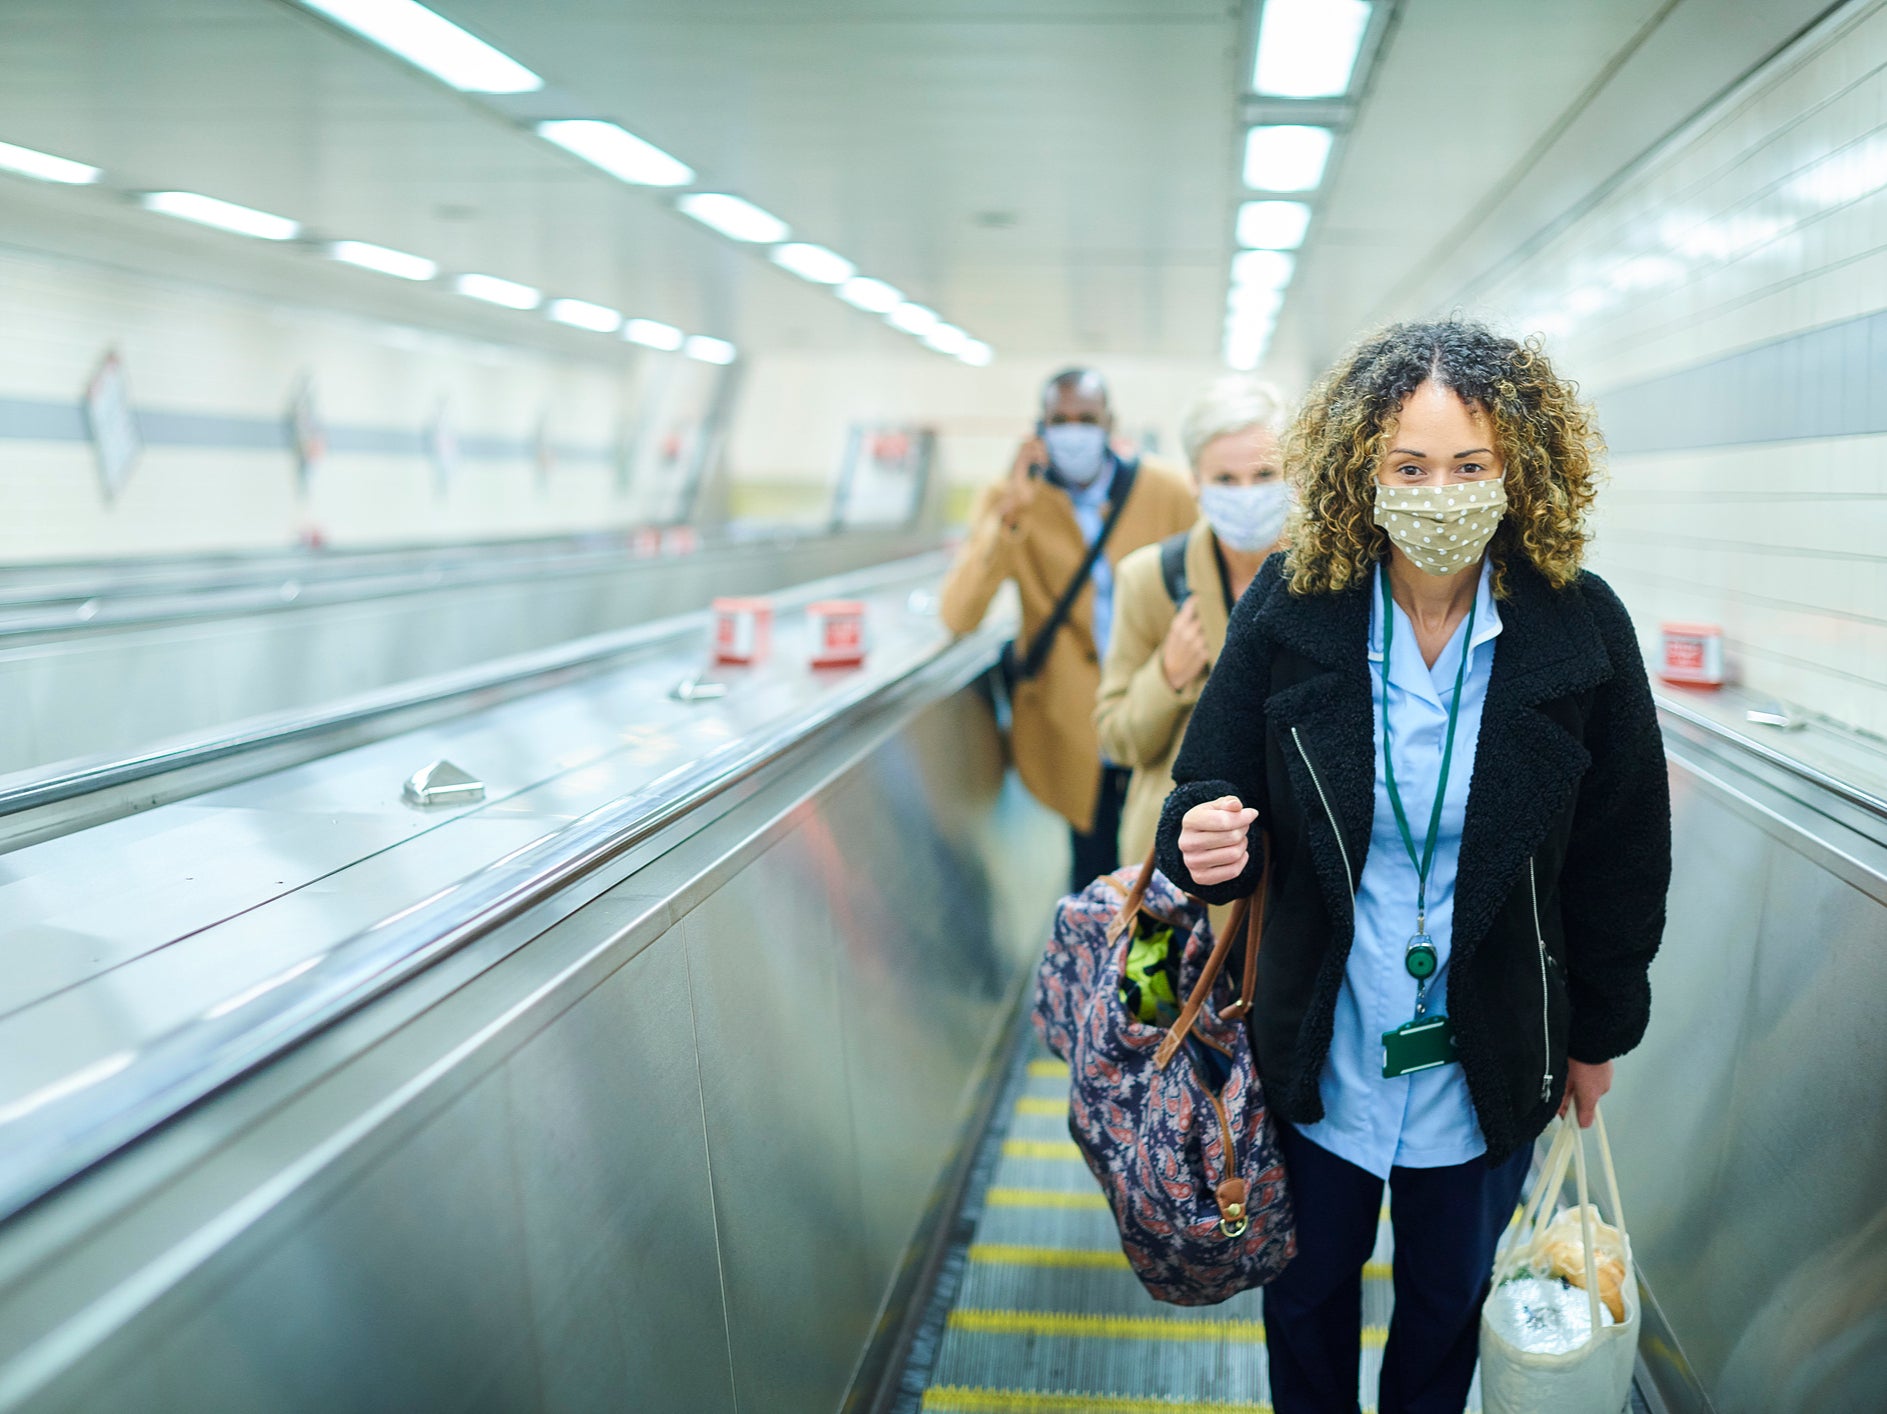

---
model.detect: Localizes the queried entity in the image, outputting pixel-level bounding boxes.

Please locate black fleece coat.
[1154,554,1672,1163]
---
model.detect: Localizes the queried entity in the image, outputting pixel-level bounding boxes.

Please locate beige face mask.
[1373,479,1508,576]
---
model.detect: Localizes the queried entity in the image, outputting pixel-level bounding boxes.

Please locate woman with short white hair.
[1094,375,1291,866]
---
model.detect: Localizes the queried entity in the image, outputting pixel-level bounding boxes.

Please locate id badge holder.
[1382,1015,1457,1078]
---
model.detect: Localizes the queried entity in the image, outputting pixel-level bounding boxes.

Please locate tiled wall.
[0,239,716,560]
[1468,0,1887,739]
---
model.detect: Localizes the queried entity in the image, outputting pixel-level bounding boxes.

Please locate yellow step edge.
[947,1309,1389,1348]
[984,1187,1109,1210]
[966,1239,1391,1285]
[1002,1139,1084,1162]
[924,1387,1272,1414]
[969,1244,1129,1270]
[948,1309,1266,1343]
[1026,1059,1070,1078]
[1013,1096,1069,1117]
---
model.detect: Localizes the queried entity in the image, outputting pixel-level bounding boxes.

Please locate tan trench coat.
[939,458,1196,833]
[1093,517,1231,865]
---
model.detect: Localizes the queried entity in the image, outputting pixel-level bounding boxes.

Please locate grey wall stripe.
[323,426,427,456]
[0,395,616,465]
[0,398,86,442]
[1601,306,1887,454]
[140,410,291,450]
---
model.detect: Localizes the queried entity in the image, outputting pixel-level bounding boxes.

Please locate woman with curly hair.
[1154,320,1671,1414]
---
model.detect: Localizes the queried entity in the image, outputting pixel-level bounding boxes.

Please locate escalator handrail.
[0,551,949,822]
[0,599,1008,1224]
[1655,693,1887,823]
[0,526,914,638]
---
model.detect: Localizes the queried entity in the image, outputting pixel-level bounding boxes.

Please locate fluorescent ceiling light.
[330,239,437,281]
[455,272,540,309]
[887,302,940,336]
[546,297,622,333]
[1228,285,1285,322]
[1253,0,1372,98]
[677,193,789,244]
[1243,125,1333,191]
[684,335,737,365]
[1236,199,1311,250]
[536,120,693,187]
[922,324,970,356]
[1231,248,1295,290]
[959,340,994,367]
[1224,318,1274,370]
[771,243,855,285]
[837,277,903,313]
[624,318,683,351]
[0,139,99,185]
[294,0,540,92]
[141,191,300,241]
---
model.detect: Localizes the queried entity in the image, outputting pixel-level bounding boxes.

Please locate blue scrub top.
[1295,558,1503,1180]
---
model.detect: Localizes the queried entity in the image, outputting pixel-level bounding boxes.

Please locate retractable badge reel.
[1382,924,1456,1078]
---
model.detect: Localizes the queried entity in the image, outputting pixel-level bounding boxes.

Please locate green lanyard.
[1379,568,1479,941]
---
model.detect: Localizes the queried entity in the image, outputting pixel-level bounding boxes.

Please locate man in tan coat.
[939,369,1195,890]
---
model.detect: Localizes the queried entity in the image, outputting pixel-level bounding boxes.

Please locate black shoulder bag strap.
[1157,529,1190,605]
[1010,457,1139,685]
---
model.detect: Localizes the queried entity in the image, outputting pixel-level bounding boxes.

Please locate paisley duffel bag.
[1033,840,1295,1306]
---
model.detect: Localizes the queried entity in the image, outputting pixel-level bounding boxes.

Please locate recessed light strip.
[624,318,683,351]
[678,192,789,244]
[1252,0,1373,99]
[141,191,301,241]
[0,139,100,185]
[537,120,692,188]
[293,0,541,93]
[684,336,736,365]
[330,239,437,281]
[455,272,540,309]
[546,298,623,334]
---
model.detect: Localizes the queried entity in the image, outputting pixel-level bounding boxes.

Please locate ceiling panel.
[0,0,1244,361]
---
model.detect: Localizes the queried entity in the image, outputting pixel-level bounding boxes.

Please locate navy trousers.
[1069,764,1131,893]
[1263,1120,1531,1414]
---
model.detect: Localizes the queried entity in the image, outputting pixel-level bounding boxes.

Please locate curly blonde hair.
[1281,320,1604,597]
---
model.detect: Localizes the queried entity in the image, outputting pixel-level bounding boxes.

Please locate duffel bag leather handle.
[1155,836,1268,1069]
[1104,841,1161,945]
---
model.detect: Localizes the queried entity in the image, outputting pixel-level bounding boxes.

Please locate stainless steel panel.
[0,561,967,1218]
[42,1068,542,1414]
[823,698,1028,1293]
[503,927,736,1414]
[0,631,1064,1414]
[1605,744,1887,1414]
[683,845,877,1414]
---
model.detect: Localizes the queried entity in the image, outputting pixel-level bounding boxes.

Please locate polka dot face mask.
[1372,478,1507,576]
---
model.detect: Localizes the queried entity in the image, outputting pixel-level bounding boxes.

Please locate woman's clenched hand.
[1178,795,1258,886]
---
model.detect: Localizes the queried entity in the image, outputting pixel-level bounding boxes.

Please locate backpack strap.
[1158,529,1191,605]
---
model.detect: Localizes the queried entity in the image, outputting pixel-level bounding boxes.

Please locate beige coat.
[939,459,1196,832]
[1093,517,1231,865]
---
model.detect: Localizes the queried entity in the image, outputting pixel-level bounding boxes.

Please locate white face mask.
[1042,422,1109,485]
[1373,479,1507,575]
[1198,481,1290,552]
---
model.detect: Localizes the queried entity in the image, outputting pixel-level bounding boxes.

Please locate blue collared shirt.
[1051,458,1119,658]
[1295,558,1503,1179]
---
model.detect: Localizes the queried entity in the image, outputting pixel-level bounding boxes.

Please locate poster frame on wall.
[288,374,326,497]
[829,423,936,530]
[83,349,143,502]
